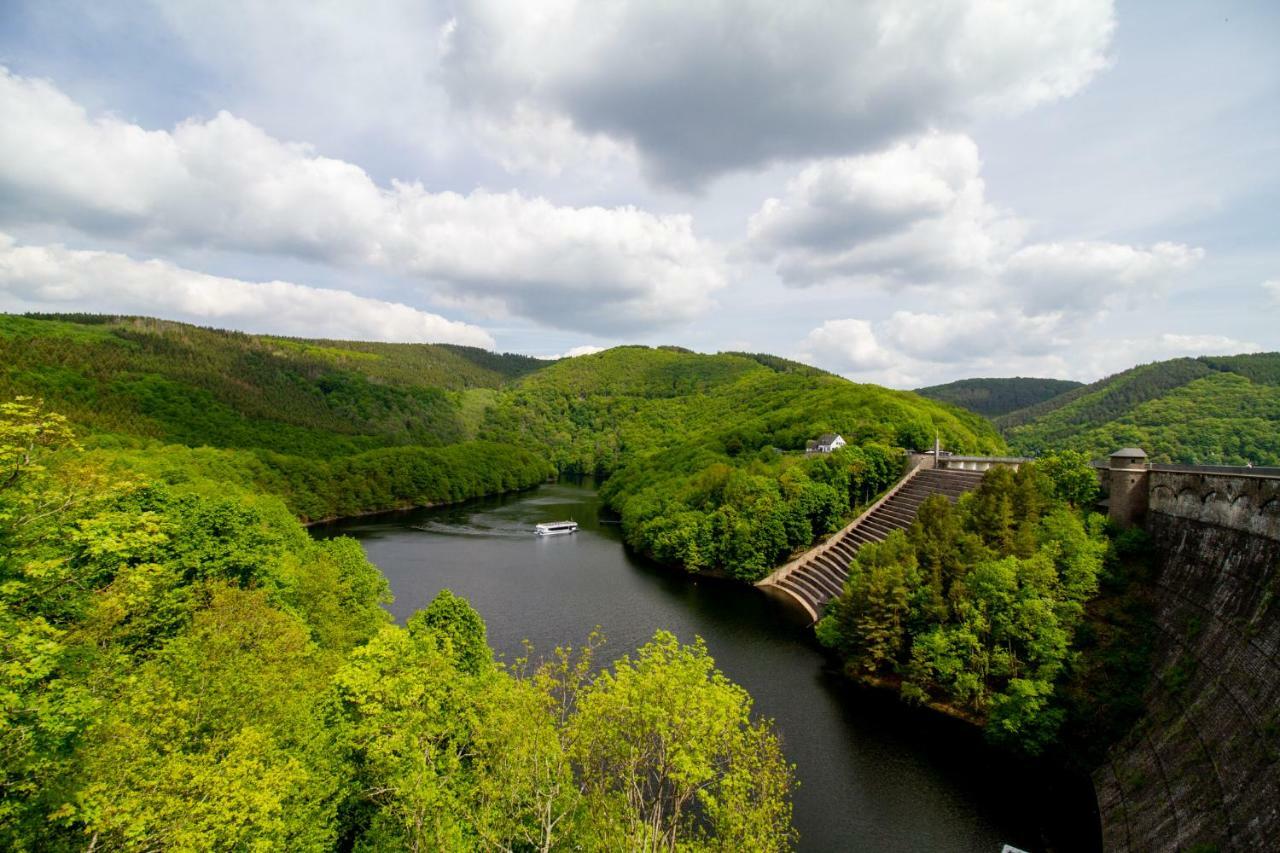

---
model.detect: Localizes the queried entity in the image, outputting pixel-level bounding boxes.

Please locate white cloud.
[748,133,1023,286]
[466,101,638,180]
[0,68,725,335]
[880,309,1065,361]
[0,234,494,347]
[1264,279,1280,304]
[443,0,1115,185]
[1148,333,1259,358]
[795,311,1260,390]
[1002,241,1205,315]
[798,319,895,372]
[747,126,1207,382]
[536,344,607,360]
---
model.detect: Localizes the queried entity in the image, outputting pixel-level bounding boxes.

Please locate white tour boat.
[535,520,579,536]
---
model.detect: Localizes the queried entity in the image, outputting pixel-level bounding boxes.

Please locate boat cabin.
[535,521,579,536]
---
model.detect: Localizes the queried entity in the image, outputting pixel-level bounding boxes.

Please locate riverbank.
[313,478,1101,851]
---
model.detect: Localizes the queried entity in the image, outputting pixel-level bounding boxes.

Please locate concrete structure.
[1090,450,1280,851]
[934,454,1031,472]
[1103,447,1151,528]
[757,451,1041,619]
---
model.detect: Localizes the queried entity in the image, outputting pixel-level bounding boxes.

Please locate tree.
[467,674,579,852]
[1038,451,1100,508]
[908,495,967,623]
[0,397,78,496]
[328,623,478,851]
[818,532,916,674]
[568,631,795,851]
[74,586,342,851]
[408,588,490,676]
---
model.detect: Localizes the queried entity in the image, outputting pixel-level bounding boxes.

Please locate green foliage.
[0,400,797,850]
[408,589,491,675]
[2,315,1004,559]
[434,341,999,581]
[1038,450,1101,507]
[95,440,552,523]
[817,462,1107,754]
[1056,525,1158,768]
[74,586,343,851]
[568,631,796,851]
[1000,353,1280,465]
[915,377,1083,417]
[819,531,917,674]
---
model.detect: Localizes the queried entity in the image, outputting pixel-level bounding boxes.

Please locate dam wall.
[1093,466,1280,851]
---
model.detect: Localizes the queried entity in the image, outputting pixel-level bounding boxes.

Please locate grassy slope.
[999,353,1280,465]
[914,377,1084,418]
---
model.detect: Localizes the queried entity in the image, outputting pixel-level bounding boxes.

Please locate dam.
[1095,450,1280,851]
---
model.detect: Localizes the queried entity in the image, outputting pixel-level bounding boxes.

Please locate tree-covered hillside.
[2,314,1005,576]
[817,457,1108,754]
[479,346,1005,580]
[0,314,553,520]
[2,314,542,453]
[915,377,1083,418]
[999,353,1280,465]
[0,398,796,851]
[1,314,1010,846]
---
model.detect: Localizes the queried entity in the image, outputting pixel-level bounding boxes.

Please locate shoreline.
[301,481,549,527]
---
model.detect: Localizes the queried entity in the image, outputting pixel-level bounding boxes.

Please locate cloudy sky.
[0,1,1276,386]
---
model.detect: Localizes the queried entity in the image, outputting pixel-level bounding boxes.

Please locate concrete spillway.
[757,466,986,620]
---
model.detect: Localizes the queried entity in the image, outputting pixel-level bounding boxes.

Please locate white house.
[806,433,846,454]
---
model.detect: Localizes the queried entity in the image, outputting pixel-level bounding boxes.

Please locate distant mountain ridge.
[997,353,1280,466]
[914,377,1083,417]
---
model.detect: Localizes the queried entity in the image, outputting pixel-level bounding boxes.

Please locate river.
[312,479,1099,852]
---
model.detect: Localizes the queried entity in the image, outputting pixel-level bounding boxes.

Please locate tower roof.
[1110,447,1148,458]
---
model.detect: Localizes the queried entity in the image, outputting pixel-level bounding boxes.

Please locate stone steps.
[765,467,989,618]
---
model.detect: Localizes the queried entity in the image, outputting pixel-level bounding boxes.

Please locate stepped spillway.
[758,467,986,620]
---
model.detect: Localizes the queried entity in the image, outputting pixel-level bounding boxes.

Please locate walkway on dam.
[758,466,986,620]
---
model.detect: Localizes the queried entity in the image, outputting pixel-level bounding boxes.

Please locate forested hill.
[1,314,542,453]
[915,377,1083,418]
[0,314,555,520]
[480,345,1005,580]
[999,352,1280,465]
[1,312,1004,579]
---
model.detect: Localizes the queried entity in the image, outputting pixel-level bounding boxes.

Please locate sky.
[0,0,1276,387]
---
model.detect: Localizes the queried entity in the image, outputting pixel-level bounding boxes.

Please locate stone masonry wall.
[1094,472,1280,851]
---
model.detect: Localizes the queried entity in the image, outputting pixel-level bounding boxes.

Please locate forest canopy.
[998,353,1280,466]
[915,377,1083,418]
[816,456,1109,754]
[1,314,1005,576]
[0,397,796,851]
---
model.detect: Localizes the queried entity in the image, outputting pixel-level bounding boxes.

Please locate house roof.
[817,433,841,444]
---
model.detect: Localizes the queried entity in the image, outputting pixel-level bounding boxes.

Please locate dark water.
[313,480,1099,852]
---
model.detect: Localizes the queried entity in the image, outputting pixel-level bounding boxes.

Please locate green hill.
[915,377,1083,418]
[0,314,554,520]
[480,346,1004,579]
[999,353,1280,465]
[2,313,543,453]
[0,313,1004,579]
